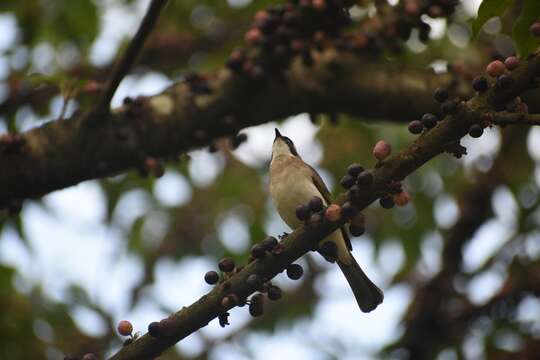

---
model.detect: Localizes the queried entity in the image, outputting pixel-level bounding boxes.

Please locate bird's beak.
[275,128,282,138]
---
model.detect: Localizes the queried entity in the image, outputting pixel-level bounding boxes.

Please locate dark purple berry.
[441,99,458,114]
[469,124,484,138]
[218,258,235,273]
[356,171,373,186]
[249,300,264,317]
[340,174,355,189]
[408,120,424,134]
[319,241,338,262]
[204,271,219,285]
[261,236,278,251]
[496,74,513,89]
[251,244,266,259]
[349,224,365,237]
[433,88,448,103]
[148,322,162,337]
[295,204,310,221]
[379,196,395,209]
[247,274,262,288]
[251,293,264,305]
[309,197,324,213]
[267,285,282,300]
[472,76,488,92]
[286,264,304,280]
[421,113,437,128]
[348,184,361,200]
[347,163,364,177]
[341,202,358,219]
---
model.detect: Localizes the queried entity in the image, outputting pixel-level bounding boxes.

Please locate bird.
[269,128,383,312]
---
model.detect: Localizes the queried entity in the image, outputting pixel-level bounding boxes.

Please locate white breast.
[269,155,326,229]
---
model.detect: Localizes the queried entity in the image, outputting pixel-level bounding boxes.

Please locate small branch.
[491,111,540,126]
[93,0,168,114]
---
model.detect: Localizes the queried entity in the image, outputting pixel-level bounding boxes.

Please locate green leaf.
[472,0,513,37]
[512,0,540,57]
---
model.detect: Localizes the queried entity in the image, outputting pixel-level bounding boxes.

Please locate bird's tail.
[337,255,384,313]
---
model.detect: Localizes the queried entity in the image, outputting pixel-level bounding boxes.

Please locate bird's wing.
[307,164,353,251]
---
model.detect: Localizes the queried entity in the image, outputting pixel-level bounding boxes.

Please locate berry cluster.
[227,0,353,80]
[199,238,294,323]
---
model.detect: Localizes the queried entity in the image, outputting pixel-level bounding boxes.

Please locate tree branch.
[93,0,168,114]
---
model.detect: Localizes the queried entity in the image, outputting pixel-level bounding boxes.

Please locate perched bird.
[269,128,383,312]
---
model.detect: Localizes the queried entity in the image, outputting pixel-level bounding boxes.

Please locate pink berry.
[504,56,519,71]
[393,191,411,207]
[244,28,262,45]
[254,10,268,22]
[117,320,133,336]
[325,204,341,222]
[530,22,540,37]
[373,140,392,161]
[486,60,505,77]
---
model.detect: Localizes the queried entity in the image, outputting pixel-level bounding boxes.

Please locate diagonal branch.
[93,0,168,114]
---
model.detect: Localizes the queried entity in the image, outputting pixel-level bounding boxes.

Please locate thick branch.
[0,50,453,204]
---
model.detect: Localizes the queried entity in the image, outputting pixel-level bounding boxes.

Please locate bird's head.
[272,128,299,159]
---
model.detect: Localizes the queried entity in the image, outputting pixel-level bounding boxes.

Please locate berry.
[373,140,391,161]
[159,318,174,336]
[379,196,395,209]
[408,120,424,134]
[319,241,338,262]
[348,184,361,200]
[421,113,437,129]
[117,320,133,336]
[486,60,505,77]
[148,321,162,337]
[357,171,373,186]
[204,271,219,285]
[295,204,310,221]
[250,244,266,259]
[308,213,323,228]
[341,202,358,219]
[267,285,282,300]
[504,56,519,71]
[82,354,98,360]
[349,224,365,237]
[247,274,262,288]
[472,76,489,92]
[325,204,341,222]
[261,236,278,251]
[530,22,540,37]
[286,264,304,280]
[249,301,264,317]
[351,212,366,227]
[218,258,235,273]
[340,174,355,189]
[469,124,484,138]
[245,28,262,44]
[347,163,364,177]
[441,99,458,114]
[433,88,448,103]
[309,197,324,213]
[496,74,513,89]
[393,191,411,206]
[251,293,264,305]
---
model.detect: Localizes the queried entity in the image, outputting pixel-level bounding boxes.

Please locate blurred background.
[1,0,539,359]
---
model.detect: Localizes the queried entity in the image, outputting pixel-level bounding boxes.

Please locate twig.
[93,0,168,114]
